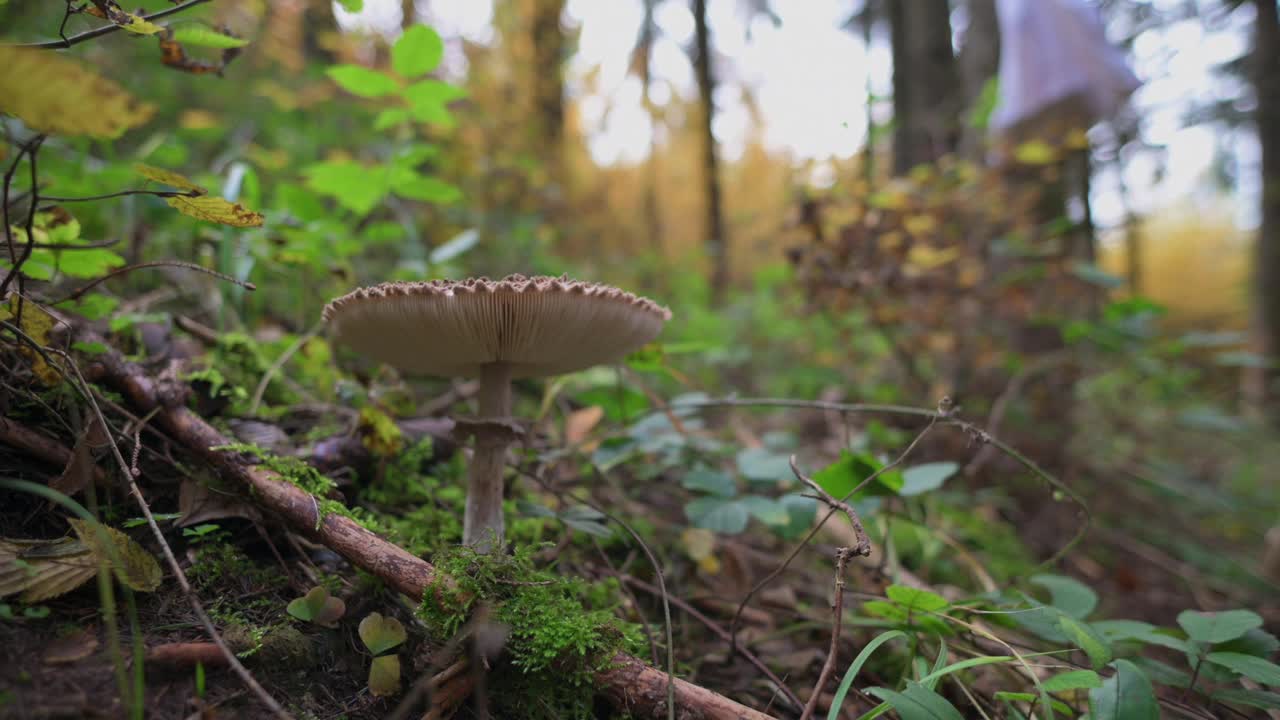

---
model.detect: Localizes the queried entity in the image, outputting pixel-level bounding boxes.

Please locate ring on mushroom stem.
[322,274,671,552]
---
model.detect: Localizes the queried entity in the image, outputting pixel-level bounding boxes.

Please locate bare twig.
[0,135,45,297]
[790,455,870,557]
[51,260,256,304]
[41,188,202,203]
[799,547,854,720]
[13,0,214,49]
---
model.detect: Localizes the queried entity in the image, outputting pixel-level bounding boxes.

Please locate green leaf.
[739,496,789,525]
[1042,669,1102,692]
[812,450,902,499]
[1177,609,1262,645]
[72,340,108,355]
[898,462,957,496]
[391,172,462,204]
[735,447,793,485]
[576,386,648,423]
[1093,619,1188,652]
[286,586,345,628]
[392,25,444,78]
[886,585,948,613]
[1207,652,1280,686]
[336,0,363,10]
[402,79,466,106]
[374,108,411,130]
[776,493,817,539]
[368,654,400,696]
[73,294,119,321]
[326,65,401,98]
[303,161,389,216]
[1059,615,1112,670]
[53,249,125,279]
[1212,688,1280,711]
[359,612,407,655]
[169,25,249,49]
[828,631,907,720]
[866,681,964,720]
[682,468,736,498]
[1216,628,1280,657]
[1031,574,1098,619]
[1090,659,1158,720]
[684,497,748,534]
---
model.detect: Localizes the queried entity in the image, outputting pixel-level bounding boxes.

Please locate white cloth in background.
[990,0,1141,141]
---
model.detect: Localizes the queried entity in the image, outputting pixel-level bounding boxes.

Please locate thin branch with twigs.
[12,0,214,50]
[798,546,854,720]
[51,260,257,304]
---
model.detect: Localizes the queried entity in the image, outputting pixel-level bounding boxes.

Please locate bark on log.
[83,338,776,720]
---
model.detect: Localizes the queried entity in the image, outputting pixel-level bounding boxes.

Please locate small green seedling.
[359,612,406,697]
[286,586,345,628]
[181,523,224,544]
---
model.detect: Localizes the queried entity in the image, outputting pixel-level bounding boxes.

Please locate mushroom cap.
[322,274,672,379]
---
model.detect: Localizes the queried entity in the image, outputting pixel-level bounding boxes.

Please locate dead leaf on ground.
[68,518,162,593]
[0,536,98,602]
[43,627,99,665]
[565,405,604,446]
[178,476,262,527]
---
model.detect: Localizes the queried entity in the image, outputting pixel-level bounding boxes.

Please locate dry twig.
[799,547,855,720]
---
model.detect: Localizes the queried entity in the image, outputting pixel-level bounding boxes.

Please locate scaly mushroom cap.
[322,274,672,379]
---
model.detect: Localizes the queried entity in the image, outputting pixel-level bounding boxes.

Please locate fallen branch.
[82,335,776,720]
[0,416,86,476]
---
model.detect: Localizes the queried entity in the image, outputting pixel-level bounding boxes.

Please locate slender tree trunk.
[957,0,999,159]
[889,0,961,175]
[693,0,729,304]
[1253,0,1280,420]
[640,0,664,268]
[528,0,567,189]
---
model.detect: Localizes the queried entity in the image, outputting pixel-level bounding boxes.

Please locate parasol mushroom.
[322,274,670,551]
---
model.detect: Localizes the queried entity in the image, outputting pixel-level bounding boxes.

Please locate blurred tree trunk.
[693,0,729,304]
[1253,0,1280,420]
[888,0,961,174]
[638,0,664,266]
[527,0,567,191]
[957,0,999,158]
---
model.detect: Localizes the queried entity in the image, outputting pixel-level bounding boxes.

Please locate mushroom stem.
[463,362,512,551]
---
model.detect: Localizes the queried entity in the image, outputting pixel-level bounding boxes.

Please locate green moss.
[419,545,642,720]
[211,442,362,528]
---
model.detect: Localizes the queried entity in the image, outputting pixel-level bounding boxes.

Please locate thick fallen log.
[84,338,777,720]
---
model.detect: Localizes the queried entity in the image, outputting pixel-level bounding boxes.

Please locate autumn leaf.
[368,654,401,696]
[69,518,163,593]
[134,163,207,195]
[166,195,265,227]
[0,296,63,385]
[0,536,98,602]
[0,47,154,139]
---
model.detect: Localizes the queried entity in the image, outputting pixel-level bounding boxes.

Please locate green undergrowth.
[420,544,643,720]
[358,439,553,556]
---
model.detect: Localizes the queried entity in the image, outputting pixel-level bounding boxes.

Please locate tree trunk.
[693,0,729,304]
[528,0,567,188]
[957,0,999,158]
[640,0,664,268]
[1253,0,1280,421]
[889,0,961,175]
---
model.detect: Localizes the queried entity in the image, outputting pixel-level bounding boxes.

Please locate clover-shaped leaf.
[286,586,345,628]
[359,612,407,656]
[368,654,401,696]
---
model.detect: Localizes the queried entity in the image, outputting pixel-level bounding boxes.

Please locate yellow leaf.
[0,295,63,385]
[134,163,206,194]
[118,14,164,35]
[903,214,938,237]
[0,536,98,602]
[1064,128,1090,150]
[178,109,220,130]
[368,654,401,696]
[565,406,604,445]
[0,47,154,139]
[166,195,265,227]
[681,527,719,573]
[68,518,162,593]
[359,407,404,456]
[1014,139,1059,166]
[904,245,960,275]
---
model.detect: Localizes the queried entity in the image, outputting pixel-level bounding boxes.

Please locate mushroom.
[322,274,671,551]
